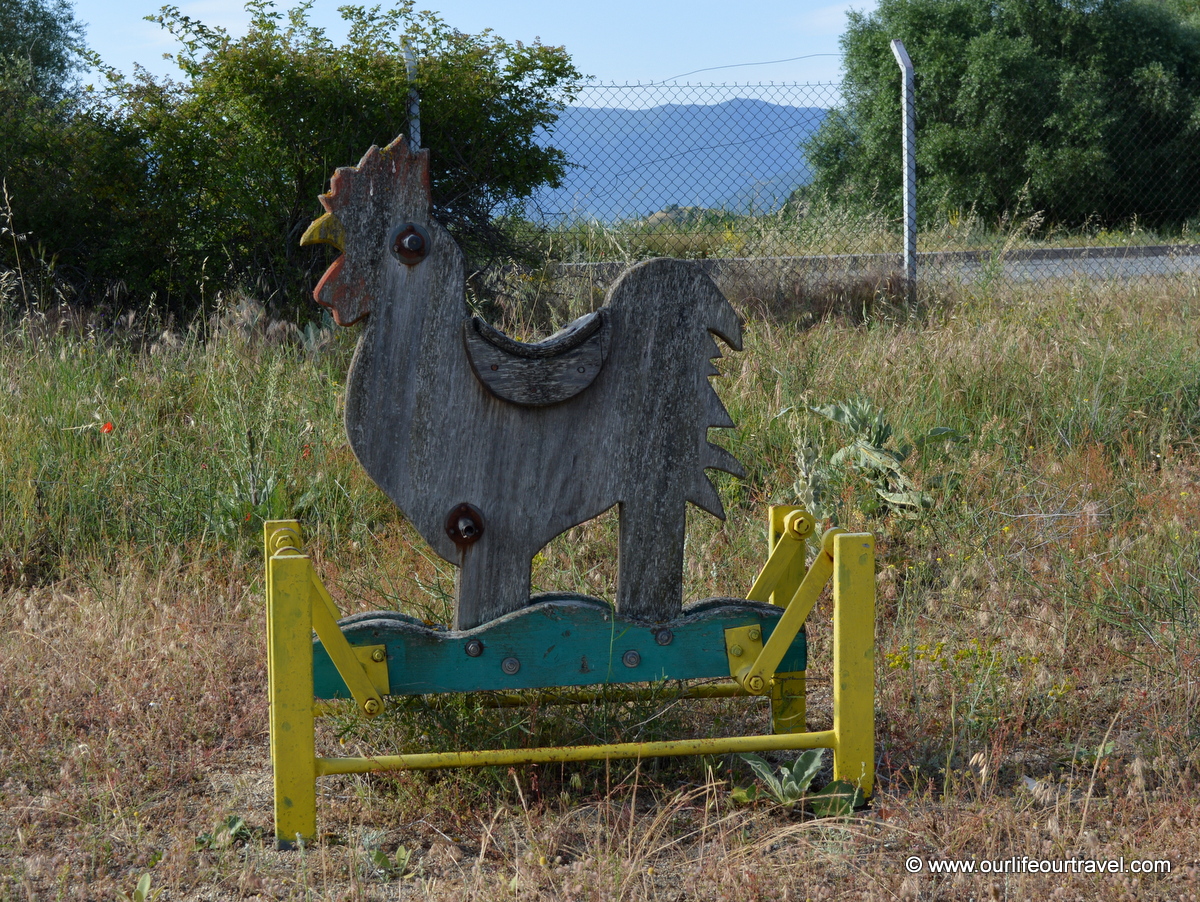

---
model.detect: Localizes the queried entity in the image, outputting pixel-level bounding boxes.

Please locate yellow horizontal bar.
[315,730,837,776]
[480,681,750,708]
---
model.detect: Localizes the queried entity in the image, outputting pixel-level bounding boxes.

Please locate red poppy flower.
[100,422,114,434]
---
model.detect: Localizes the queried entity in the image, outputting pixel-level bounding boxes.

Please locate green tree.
[2,0,580,319]
[806,0,1200,229]
[0,82,147,310]
[0,0,84,100]
[1,1,148,314]
[90,0,582,318]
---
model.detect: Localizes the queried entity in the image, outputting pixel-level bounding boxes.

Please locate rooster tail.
[689,384,746,518]
[701,284,744,353]
[687,473,727,519]
[705,376,736,429]
[607,257,745,520]
[688,286,745,520]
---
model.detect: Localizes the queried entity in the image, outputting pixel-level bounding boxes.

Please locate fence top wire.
[571,81,840,87]
[565,81,841,108]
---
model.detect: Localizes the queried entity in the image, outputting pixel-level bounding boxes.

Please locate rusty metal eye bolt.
[389,222,430,265]
[445,503,484,548]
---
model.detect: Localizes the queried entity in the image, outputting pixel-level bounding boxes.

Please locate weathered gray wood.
[309,136,744,629]
[470,309,608,358]
[463,311,610,406]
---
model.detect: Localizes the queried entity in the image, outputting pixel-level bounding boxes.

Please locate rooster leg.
[454,537,533,631]
[616,498,686,622]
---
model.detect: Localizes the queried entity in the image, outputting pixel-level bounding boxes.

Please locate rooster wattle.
[301,136,745,629]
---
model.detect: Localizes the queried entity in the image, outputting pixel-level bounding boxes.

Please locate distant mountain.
[526,98,828,223]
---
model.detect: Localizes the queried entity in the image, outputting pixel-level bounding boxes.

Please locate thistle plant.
[799,398,964,520]
[737,750,865,816]
[737,749,824,806]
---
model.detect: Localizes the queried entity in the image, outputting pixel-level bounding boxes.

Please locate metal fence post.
[404,42,421,150]
[890,40,917,304]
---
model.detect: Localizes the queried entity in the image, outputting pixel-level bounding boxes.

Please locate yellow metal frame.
[478,681,750,708]
[264,508,875,849]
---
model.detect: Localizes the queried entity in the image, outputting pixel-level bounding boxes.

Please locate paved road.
[918,244,1200,283]
[556,244,1200,286]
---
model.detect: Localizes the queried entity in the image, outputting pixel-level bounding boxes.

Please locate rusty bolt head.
[747,627,761,642]
[445,503,484,548]
[654,628,673,646]
[389,222,430,265]
[270,527,303,555]
[363,698,382,716]
[370,648,386,663]
[465,639,484,657]
[622,650,641,668]
[501,656,520,675]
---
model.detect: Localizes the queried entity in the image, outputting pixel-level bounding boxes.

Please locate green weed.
[735,749,824,806]
[117,873,162,902]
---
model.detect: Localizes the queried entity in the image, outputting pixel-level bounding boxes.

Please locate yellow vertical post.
[768,506,809,733]
[264,528,275,769]
[831,532,875,797]
[268,547,317,849]
[264,521,303,770]
[770,673,807,733]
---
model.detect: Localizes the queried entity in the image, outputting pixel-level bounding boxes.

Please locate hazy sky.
[70,0,870,87]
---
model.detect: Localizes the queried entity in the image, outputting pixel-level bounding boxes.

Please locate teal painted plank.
[313,594,807,698]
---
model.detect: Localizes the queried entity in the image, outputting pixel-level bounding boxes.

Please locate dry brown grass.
[2,276,1200,899]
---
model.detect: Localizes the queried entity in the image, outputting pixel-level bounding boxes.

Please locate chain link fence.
[6,72,1198,328]
[510,79,1200,323]
[515,82,904,324]
[916,74,1200,290]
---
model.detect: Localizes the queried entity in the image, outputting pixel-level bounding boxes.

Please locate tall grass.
[533,197,899,263]
[0,299,394,583]
[530,198,1200,269]
[2,270,1199,898]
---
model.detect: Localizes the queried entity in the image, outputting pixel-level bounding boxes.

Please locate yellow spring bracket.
[265,521,387,849]
[264,511,874,849]
[740,507,875,788]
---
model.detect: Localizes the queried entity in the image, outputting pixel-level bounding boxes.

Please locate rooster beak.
[301,212,346,253]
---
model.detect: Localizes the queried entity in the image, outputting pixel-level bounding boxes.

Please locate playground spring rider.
[265,136,876,849]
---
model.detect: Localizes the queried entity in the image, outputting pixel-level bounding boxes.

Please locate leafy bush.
[2,0,582,321]
[807,0,1200,228]
[737,749,824,805]
[736,750,865,816]
[795,398,964,521]
[0,0,84,100]
[0,70,148,313]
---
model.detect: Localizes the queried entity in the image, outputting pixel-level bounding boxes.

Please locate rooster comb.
[319,135,431,216]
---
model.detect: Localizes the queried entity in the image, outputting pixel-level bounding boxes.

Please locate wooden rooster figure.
[301,136,745,629]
